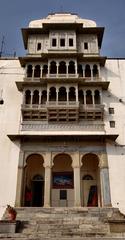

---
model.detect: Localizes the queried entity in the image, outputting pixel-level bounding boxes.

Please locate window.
[84,42,88,50]
[69,38,73,47]
[60,38,65,47]
[110,121,115,128]
[52,38,57,47]
[37,43,41,51]
[60,190,67,200]
[109,108,114,114]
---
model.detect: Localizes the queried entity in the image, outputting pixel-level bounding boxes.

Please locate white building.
[0,12,125,218]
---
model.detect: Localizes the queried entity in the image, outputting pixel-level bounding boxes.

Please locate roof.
[29,13,97,28]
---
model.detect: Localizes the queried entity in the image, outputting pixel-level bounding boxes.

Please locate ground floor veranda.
[15,138,111,208]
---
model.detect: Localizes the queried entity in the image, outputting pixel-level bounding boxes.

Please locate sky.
[0,0,125,57]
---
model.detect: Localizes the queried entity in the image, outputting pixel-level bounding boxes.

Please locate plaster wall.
[0,59,24,218]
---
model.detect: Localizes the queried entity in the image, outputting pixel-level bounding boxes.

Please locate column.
[83,90,86,106]
[15,150,24,207]
[40,65,43,78]
[47,87,49,102]
[48,63,50,77]
[30,91,33,106]
[32,66,35,81]
[56,87,59,103]
[99,154,111,206]
[99,90,102,104]
[72,152,81,207]
[90,65,93,81]
[82,65,85,78]
[75,86,78,103]
[66,62,69,78]
[25,65,28,78]
[39,90,42,106]
[98,65,101,78]
[92,90,95,105]
[66,87,69,104]
[43,152,52,207]
[56,62,59,77]
[75,61,77,76]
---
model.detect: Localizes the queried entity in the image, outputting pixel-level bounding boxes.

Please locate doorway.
[32,175,44,207]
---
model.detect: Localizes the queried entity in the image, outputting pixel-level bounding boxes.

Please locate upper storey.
[22,13,104,56]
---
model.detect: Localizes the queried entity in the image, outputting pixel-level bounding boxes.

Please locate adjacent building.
[0,12,125,217]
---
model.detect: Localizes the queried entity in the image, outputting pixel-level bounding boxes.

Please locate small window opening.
[84,42,88,50]
[110,121,115,128]
[69,38,73,47]
[60,190,67,200]
[37,43,41,51]
[52,38,57,47]
[60,38,65,47]
[109,108,114,114]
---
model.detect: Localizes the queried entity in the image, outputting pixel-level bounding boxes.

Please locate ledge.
[7,133,118,142]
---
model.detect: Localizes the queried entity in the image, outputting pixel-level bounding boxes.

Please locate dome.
[29,12,97,28]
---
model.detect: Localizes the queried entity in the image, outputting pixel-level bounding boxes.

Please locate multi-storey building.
[0,12,125,217]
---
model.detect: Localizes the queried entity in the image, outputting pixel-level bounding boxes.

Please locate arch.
[68,61,75,74]
[78,64,83,77]
[49,87,56,101]
[93,64,99,77]
[85,64,91,77]
[82,175,94,180]
[78,90,84,104]
[41,90,47,104]
[69,87,76,101]
[52,153,73,207]
[86,90,92,104]
[59,61,66,74]
[34,65,41,78]
[27,65,33,78]
[58,87,67,101]
[94,90,100,104]
[43,65,48,77]
[81,153,100,207]
[50,61,57,74]
[24,154,44,207]
[25,90,31,104]
[32,90,39,104]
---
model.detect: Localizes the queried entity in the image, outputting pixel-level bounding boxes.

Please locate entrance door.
[32,175,44,207]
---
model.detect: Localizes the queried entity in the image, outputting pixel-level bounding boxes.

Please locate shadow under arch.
[81,153,100,207]
[23,153,45,207]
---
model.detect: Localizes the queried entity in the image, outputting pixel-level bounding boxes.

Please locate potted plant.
[6,205,17,221]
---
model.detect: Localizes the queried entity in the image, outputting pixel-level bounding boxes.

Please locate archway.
[81,153,100,207]
[52,153,73,207]
[24,154,44,207]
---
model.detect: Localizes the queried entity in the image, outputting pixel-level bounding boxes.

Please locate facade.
[0,12,125,217]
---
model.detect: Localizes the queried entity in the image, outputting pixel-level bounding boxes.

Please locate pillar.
[15,150,24,207]
[90,65,93,81]
[72,152,81,207]
[43,152,52,207]
[99,154,111,206]
[32,66,35,81]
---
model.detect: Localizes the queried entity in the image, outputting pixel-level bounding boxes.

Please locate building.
[0,12,125,217]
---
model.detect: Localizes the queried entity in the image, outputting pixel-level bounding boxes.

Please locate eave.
[16,80,109,91]
[19,55,106,67]
[8,133,118,142]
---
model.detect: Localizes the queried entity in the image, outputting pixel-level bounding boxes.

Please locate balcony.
[21,102,104,122]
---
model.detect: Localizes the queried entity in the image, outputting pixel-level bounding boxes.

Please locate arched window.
[34,65,41,78]
[85,64,91,78]
[32,90,39,104]
[27,65,33,78]
[82,175,94,180]
[58,87,67,101]
[50,61,57,74]
[43,65,48,77]
[41,90,47,104]
[86,90,92,104]
[78,64,83,77]
[78,90,84,104]
[93,64,99,77]
[32,175,43,181]
[94,90,100,104]
[68,61,75,74]
[59,61,66,74]
[49,87,56,101]
[69,87,76,101]
[25,90,31,104]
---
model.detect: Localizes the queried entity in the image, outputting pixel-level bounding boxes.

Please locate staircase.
[0,207,125,239]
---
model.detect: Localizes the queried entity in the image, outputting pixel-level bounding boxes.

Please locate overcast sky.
[0,0,125,57]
